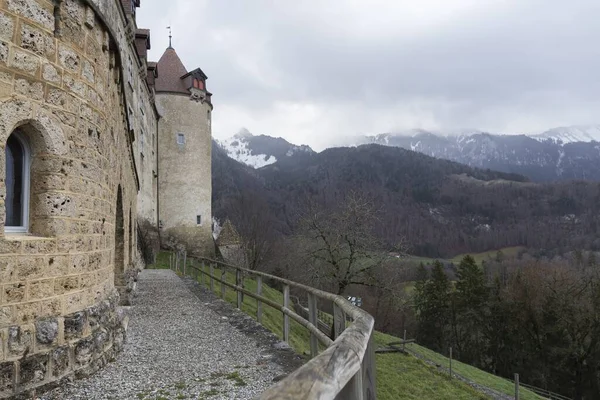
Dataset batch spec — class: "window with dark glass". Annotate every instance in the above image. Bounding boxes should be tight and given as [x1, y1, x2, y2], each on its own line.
[5, 133, 27, 229]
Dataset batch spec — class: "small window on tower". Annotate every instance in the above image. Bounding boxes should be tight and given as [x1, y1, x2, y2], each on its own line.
[196, 215, 201, 225]
[177, 133, 185, 145]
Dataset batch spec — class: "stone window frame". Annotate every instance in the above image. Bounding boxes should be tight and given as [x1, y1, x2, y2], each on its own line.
[4, 130, 31, 234]
[0, 98, 68, 238]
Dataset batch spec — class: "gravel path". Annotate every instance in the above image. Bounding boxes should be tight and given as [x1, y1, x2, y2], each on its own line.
[43, 269, 300, 400]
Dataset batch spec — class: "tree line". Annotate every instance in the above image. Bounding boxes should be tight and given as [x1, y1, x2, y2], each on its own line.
[415, 255, 600, 399]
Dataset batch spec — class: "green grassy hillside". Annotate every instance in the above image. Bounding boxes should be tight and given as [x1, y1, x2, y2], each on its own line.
[150, 252, 539, 399]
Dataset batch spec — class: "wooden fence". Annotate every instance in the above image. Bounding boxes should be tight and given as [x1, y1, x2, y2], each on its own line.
[169, 251, 377, 400]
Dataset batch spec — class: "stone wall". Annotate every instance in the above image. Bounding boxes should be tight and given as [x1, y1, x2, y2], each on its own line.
[0, 0, 154, 397]
[156, 93, 214, 257]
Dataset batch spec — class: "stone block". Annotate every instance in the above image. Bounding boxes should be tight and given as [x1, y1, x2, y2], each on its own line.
[0, 70, 12, 82]
[92, 328, 108, 353]
[82, 59, 94, 83]
[14, 303, 39, 324]
[84, 6, 95, 29]
[7, 326, 33, 358]
[73, 336, 93, 366]
[79, 273, 96, 290]
[54, 276, 78, 295]
[50, 107, 77, 127]
[0, 12, 15, 42]
[21, 238, 56, 254]
[20, 22, 55, 58]
[38, 298, 61, 318]
[58, 45, 79, 73]
[64, 291, 84, 314]
[0, 307, 14, 326]
[14, 77, 44, 101]
[62, 0, 84, 21]
[45, 255, 68, 277]
[63, 311, 86, 340]
[9, 48, 40, 76]
[7, 0, 54, 31]
[0, 361, 15, 393]
[18, 353, 48, 387]
[42, 63, 60, 84]
[28, 278, 54, 301]
[45, 86, 78, 112]
[68, 253, 89, 275]
[35, 317, 58, 345]
[60, 16, 84, 50]
[3, 283, 25, 304]
[113, 326, 124, 352]
[0, 240, 21, 255]
[0, 41, 8, 65]
[63, 74, 86, 98]
[86, 300, 108, 331]
[16, 257, 44, 281]
[50, 345, 69, 378]
[0, 79, 13, 98]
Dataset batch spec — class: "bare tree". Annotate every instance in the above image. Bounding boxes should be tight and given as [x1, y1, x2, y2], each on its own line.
[299, 192, 408, 295]
[228, 191, 275, 271]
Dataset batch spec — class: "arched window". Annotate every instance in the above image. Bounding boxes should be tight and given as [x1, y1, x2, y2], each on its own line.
[5, 131, 30, 233]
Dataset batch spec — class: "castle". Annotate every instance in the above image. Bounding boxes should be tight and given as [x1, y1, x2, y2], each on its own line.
[0, 0, 212, 396]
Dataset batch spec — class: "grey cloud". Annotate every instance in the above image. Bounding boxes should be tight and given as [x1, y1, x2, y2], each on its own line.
[137, 0, 600, 147]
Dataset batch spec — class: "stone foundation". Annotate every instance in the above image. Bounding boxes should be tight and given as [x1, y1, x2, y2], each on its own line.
[0, 291, 126, 399]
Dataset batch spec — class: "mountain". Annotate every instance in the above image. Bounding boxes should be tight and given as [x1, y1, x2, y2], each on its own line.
[216, 128, 315, 169]
[213, 143, 600, 258]
[362, 128, 600, 182]
[532, 125, 600, 143]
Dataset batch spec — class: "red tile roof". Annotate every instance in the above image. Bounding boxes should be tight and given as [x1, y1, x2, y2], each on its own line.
[154, 47, 189, 94]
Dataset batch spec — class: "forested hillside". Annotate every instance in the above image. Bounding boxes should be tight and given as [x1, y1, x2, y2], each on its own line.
[213, 142, 600, 257]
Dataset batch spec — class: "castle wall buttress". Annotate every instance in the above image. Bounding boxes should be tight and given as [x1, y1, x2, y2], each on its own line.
[0, 0, 158, 397]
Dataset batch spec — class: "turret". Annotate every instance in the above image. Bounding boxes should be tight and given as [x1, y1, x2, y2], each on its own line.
[154, 46, 214, 255]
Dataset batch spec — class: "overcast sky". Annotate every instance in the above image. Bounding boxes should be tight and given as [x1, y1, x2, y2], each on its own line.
[137, 0, 600, 150]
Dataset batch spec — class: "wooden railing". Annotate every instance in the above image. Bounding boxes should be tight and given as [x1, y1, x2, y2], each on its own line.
[168, 251, 377, 400]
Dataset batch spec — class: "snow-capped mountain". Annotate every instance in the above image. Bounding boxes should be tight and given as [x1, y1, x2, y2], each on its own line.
[359, 127, 600, 182]
[531, 125, 600, 144]
[217, 128, 315, 169]
[219, 125, 600, 181]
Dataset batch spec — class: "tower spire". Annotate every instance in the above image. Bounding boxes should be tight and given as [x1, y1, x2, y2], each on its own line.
[167, 26, 172, 48]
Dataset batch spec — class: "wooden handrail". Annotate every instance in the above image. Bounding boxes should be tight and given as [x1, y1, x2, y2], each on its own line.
[169, 251, 377, 400]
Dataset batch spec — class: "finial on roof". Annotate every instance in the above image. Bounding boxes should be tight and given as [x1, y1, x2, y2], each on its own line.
[167, 25, 172, 48]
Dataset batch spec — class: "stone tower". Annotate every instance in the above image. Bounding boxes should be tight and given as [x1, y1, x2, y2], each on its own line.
[154, 46, 214, 256]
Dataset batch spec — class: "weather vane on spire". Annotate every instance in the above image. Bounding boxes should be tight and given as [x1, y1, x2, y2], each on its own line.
[167, 25, 172, 48]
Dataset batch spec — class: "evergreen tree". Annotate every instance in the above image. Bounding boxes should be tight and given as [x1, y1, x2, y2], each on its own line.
[415, 260, 451, 352]
[452, 255, 489, 365]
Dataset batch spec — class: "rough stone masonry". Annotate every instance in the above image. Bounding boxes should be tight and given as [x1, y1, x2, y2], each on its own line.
[0, 0, 214, 397]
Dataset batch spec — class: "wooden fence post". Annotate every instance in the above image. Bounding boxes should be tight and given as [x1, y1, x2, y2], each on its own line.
[283, 285, 290, 344]
[183, 251, 187, 276]
[449, 347, 453, 379]
[220, 269, 226, 299]
[307, 293, 319, 357]
[200, 261, 205, 286]
[515, 373, 519, 400]
[236, 269, 242, 309]
[362, 333, 377, 400]
[256, 276, 263, 324]
[403, 329, 407, 352]
[209, 263, 214, 292]
[333, 303, 346, 339]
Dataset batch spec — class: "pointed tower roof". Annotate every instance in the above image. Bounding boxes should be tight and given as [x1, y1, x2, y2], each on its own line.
[154, 47, 189, 94]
